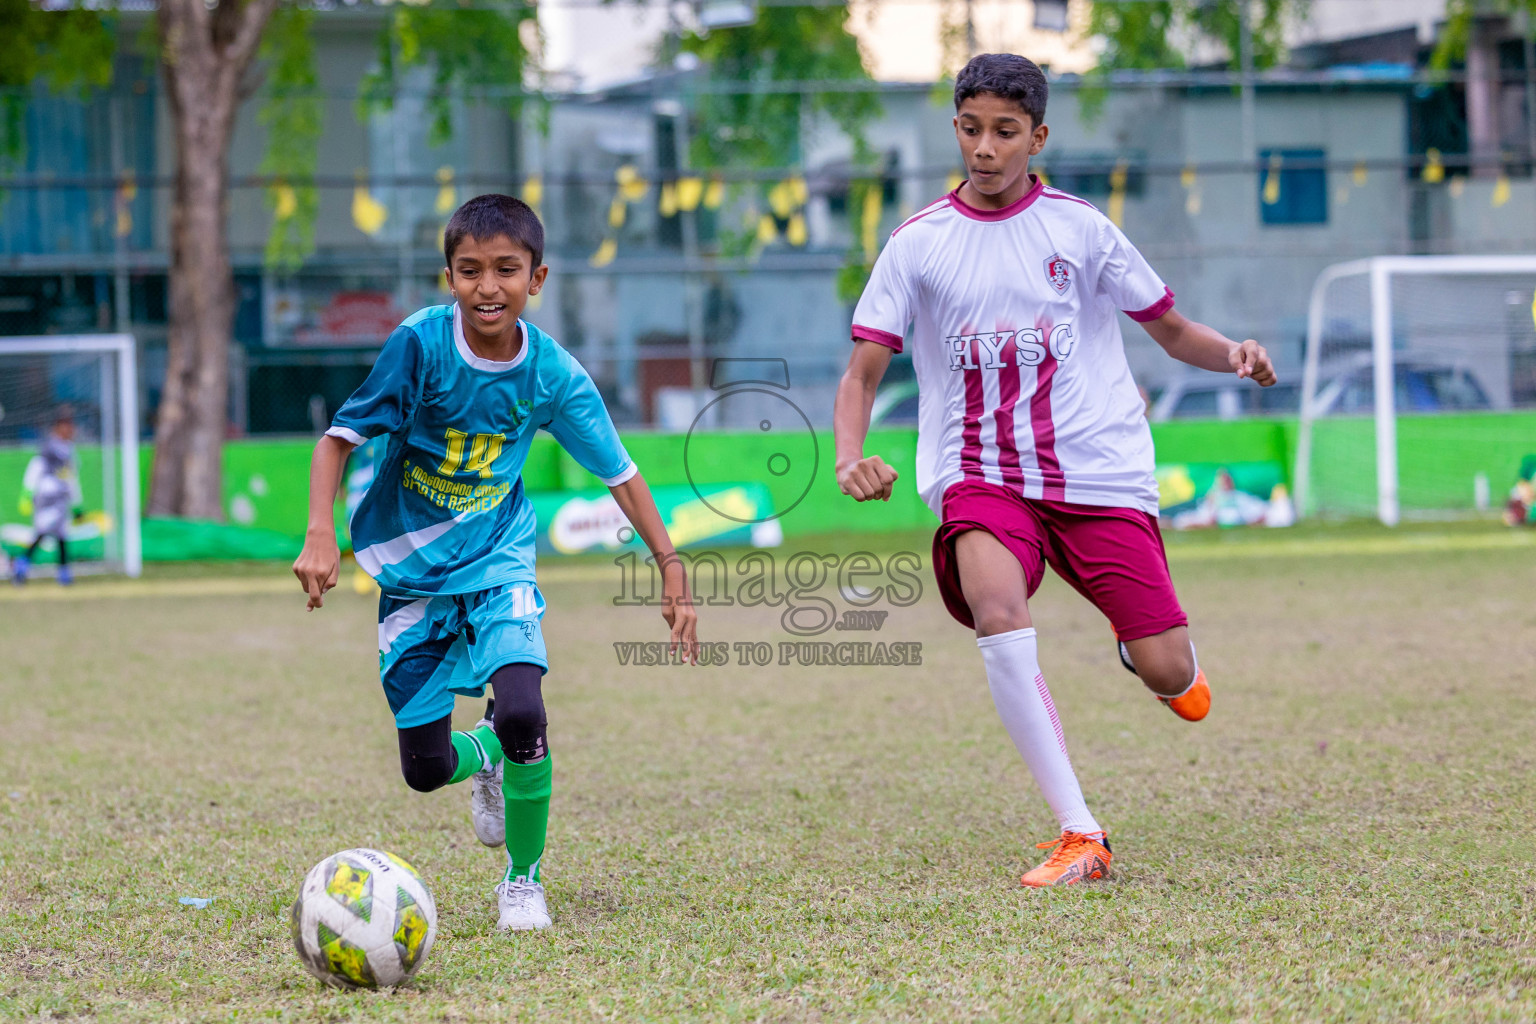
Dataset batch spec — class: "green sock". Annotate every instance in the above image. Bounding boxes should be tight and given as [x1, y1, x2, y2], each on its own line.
[447, 723, 503, 785]
[502, 755, 552, 882]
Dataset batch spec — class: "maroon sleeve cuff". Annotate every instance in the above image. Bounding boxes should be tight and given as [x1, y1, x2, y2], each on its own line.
[852, 325, 904, 352]
[1125, 287, 1175, 323]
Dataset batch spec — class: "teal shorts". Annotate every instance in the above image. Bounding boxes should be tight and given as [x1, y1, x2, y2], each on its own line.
[377, 583, 548, 729]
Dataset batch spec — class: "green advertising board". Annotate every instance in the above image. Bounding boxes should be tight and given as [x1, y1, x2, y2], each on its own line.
[2, 410, 1532, 561]
[527, 482, 779, 556]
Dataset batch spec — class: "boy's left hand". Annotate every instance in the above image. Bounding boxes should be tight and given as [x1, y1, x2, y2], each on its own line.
[659, 557, 699, 665]
[293, 532, 341, 611]
[1230, 339, 1277, 386]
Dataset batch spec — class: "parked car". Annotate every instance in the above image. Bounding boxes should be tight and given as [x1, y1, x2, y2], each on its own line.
[1150, 355, 1490, 421]
[1309, 356, 1491, 415]
[1150, 378, 1301, 421]
[868, 380, 921, 428]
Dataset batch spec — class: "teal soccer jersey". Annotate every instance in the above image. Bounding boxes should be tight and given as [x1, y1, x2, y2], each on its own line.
[327, 304, 635, 597]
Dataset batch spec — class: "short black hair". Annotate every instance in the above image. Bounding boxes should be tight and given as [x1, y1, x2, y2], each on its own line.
[444, 193, 544, 269]
[954, 53, 1048, 128]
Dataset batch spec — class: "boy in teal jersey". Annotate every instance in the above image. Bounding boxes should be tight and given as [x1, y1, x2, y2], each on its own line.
[293, 194, 700, 932]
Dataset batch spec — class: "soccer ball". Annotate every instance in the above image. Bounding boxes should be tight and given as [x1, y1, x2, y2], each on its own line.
[290, 848, 437, 989]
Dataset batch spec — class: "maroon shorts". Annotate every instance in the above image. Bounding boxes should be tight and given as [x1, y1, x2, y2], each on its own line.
[931, 480, 1187, 642]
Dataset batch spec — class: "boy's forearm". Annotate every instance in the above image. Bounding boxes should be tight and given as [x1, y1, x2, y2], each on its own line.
[1159, 318, 1239, 373]
[833, 367, 879, 467]
[306, 434, 353, 537]
[608, 471, 678, 567]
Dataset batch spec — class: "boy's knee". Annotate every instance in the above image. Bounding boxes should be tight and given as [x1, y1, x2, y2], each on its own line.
[491, 663, 547, 763]
[971, 600, 1031, 638]
[1136, 650, 1197, 697]
[400, 754, 454, 793]
[493, 701, 545, 751]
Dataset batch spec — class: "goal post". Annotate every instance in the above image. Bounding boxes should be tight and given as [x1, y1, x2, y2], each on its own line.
[0, 334, 141, 577]
[1295, 255, 1536, 525]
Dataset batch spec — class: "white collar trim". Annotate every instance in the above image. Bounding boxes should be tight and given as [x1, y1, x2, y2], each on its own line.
[453, 305, 528, 372]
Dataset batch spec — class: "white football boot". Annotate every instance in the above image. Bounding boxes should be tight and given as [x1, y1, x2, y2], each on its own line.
[468, 719, 505, 848]
[495, 877, 552, 931]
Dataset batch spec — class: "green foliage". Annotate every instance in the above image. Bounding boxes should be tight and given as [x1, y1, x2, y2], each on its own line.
[0, 0, 115, 169]
[682, 5, 878, 171]
[1081, 0, 1304, 121]
[1432, 1, 1536, 72]
[835, 176, 880, 304]
[359, 0, 537, 147]
[681, 2, 880, 272]
[1087, 0, 1185, 71]
[258, 5, 321, 274]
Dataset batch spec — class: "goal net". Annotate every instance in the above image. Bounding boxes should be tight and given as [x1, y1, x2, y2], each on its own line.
[0, 335, 141, 577]
[1294, 256, 1536, 524]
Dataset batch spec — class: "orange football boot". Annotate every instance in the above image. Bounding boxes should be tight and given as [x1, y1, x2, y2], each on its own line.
[1020, 830, 1112, 888]
[1157, 669, 1211, 722]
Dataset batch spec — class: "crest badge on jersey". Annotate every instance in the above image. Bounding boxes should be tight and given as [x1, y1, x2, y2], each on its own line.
[1043, 253, 1072, 295]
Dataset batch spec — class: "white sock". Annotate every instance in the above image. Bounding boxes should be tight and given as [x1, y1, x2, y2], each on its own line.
[977, 627, 1101, 835]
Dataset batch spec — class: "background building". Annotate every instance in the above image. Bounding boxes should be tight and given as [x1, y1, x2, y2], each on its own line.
[3, 0, 1534, 437]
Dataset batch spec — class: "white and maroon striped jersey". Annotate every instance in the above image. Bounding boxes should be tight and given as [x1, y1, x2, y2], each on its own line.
[851, 177, 1174, 517]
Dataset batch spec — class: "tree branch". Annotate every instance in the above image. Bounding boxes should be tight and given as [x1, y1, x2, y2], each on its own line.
[177, 0, 212, 54]
[225, 0, 282, 71]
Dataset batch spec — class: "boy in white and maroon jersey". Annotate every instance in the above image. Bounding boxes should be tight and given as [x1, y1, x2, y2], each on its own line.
[834, 53, 1277, 888]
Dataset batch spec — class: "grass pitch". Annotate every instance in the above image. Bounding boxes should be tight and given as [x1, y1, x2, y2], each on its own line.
[2, 525, 1535, 1022]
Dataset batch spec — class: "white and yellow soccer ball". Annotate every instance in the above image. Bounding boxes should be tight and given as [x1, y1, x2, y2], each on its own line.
[290, 848, 437, 989]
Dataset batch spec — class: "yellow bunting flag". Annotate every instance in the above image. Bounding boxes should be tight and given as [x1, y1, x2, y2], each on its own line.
[274, 184, 298, 222]
[1493, 174, 1511, 207]
[617, 164, 648, 202]
[946, 170, 965, 193]
[1352, 161, 1368, 186]
[1262, 154, 1282, 206]
[1035, 167, 1050, 187]
[786, 213, 807, 247]
[352, 182, 388, 236]
[756, 214, 779, 244]
[438, 270, 450, 294]
[1180, 164, 1197, 190]
[1423, 148, 1444, 184]
[115, 173, 137, 238]
[659, 182, 678, 218]
[677, 177, 704, 212]
[589, 238, 617, 268]
[434, 166, 456, 215]
[704, 176, 725, 210]
[787, 175, 808, 207]
[1108, 160, 1129, 226]
[522, 175, 543, 211]
[861, 185, 883, 261]
[608, 196, 627, 229]
[1180, 164, 1199, 217]
[1107, 192, 1126, 226]
[768, 179, 795, 219]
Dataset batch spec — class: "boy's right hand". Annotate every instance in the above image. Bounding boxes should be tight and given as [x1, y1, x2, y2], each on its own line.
[837, 455, 898, 502]
[293, 532, 341, 611]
